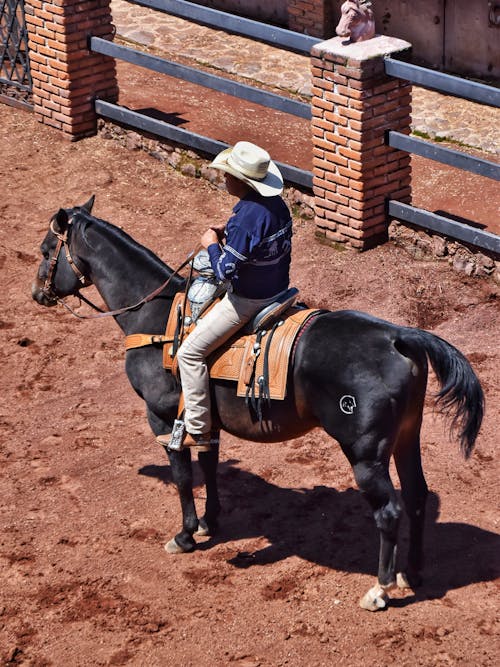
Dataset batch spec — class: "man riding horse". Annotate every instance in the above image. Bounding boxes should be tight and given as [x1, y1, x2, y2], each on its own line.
[174, 141, 293, 450]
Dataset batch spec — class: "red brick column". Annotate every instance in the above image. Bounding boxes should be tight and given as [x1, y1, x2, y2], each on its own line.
[25, 0, 118, 139]
[311, 35, 412, 250]
[288, 0, 333, 38]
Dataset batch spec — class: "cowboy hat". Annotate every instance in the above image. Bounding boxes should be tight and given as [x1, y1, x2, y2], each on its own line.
[210, 141, 283, 197]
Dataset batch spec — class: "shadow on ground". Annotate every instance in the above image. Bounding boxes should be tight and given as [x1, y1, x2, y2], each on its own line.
[139, 459, 499, 603]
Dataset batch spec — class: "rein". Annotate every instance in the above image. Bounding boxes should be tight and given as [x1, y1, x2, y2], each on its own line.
[44, 216, 199, 320]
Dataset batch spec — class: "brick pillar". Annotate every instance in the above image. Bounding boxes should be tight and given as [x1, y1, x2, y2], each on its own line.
[288, 1, 334, 38]
[311, 35, 412, 250]
[25, 0, 118, 139]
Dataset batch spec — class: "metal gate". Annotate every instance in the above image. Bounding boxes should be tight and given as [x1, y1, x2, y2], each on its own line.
[0, 0, 32, 108]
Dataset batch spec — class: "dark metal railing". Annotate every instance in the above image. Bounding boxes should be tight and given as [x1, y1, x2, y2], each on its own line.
[128, 0, 318, 54]
[91, 29, 313, 189]
[388, 202, 500, 255]
[384, 56, 500, 253]
[91, 37, 311, 119]
[94, 3, 499, 251]
[0, 0, 32, 107]
[387, 131, 500, 181]
[95, 99, 313, 189]
[384, 57, 500, 107]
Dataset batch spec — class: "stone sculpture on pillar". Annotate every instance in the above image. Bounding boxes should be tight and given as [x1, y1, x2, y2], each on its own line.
[335, 0, 376, 43]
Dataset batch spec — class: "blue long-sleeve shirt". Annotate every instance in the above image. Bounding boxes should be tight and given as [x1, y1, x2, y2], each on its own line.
[207, 191, 292, 299]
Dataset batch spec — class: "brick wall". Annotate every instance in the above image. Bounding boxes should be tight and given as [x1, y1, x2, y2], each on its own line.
[311, 35, 412, 250]
[25, 0, 118, 139]
[288, 0, 334, 38]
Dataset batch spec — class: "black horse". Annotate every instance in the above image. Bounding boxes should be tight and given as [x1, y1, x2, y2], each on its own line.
[32, 197, 484, 611]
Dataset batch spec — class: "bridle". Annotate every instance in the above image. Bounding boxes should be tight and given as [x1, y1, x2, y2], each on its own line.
[42, 216, 106, 315]
[44, 217, 89, 291]
[42, 215, 199, 320]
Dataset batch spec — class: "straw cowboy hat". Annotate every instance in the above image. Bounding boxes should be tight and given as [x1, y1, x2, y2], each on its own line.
[210, 141, 284, 197]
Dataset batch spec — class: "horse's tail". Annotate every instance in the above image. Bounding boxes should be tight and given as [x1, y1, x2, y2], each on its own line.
[397, 329, 484, 459]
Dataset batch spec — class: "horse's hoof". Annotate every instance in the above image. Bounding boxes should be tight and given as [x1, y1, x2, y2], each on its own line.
[195, 524, 210, 537]
[396, 571, 411, 589]
[165, 538, 188, 554]
[359, 584, 391, 611]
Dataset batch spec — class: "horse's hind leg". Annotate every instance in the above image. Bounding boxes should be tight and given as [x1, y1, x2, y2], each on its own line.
[351, 455, 402, 611]
[393, 430, 428, 587]
[196, 434, 221, 536]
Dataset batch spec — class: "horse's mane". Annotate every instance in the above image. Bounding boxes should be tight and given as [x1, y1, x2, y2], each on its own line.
[72, 208, 184, 287]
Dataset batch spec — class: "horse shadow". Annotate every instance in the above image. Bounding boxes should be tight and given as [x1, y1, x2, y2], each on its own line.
[139, 458, 499, 602]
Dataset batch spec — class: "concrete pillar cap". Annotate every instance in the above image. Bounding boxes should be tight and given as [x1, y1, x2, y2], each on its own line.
[312, 35, 412, 61]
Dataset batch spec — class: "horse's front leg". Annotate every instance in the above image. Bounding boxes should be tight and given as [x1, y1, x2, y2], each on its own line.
[352, 459, 402, 611]
[196, 434, 221, 537]
[164, 447, 199, 553]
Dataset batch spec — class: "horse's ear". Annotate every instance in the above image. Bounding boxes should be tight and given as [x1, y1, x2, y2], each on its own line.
[52, 208, 69, 234]
[81, 195, 95, 214]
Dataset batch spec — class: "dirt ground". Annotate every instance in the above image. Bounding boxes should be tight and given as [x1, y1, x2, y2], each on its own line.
[1, 104, 499, 666]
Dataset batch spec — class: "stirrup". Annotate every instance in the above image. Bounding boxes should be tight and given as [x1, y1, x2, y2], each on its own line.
[156, 420, 212, 452]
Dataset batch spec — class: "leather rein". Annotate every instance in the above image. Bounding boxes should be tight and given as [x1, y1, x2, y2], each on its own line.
[43, 216, 197, 320]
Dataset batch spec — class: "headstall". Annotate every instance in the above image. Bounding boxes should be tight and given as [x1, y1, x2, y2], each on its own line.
[43, 217, 91, 300]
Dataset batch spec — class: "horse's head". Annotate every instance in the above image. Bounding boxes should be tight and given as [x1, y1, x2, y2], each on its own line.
[336, 0, 375, 43]
[32, 195, 95, 307]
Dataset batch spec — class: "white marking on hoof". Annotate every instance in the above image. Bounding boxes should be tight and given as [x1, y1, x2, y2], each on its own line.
[359, 581, 395, 612]
[164, 538, 187, 554]
[396, 571, 411, 589]
[195, 525, 210, 537]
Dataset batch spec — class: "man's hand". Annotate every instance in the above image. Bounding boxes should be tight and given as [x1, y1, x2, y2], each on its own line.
[201, 226, 225, 248]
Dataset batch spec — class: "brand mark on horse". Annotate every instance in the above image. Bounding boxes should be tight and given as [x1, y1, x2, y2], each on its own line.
[340, 394, 357, 414]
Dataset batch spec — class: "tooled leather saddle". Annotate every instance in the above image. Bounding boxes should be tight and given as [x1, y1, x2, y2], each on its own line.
[125, 288, 320, 405]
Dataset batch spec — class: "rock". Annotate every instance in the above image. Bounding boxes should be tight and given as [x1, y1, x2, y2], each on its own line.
[168, 152, 182, 169]
[180, 163, 197, 178]
[474, 253, 495, 277]
[452, 254, 475, 275]
[431, 235, 448, 257]
[41, 435, 63, 446]
[125, 132, 143, 150]
[493, 261, 500, 285]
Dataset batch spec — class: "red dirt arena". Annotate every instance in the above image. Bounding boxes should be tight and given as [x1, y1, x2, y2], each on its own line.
[1, 105, 499, 666]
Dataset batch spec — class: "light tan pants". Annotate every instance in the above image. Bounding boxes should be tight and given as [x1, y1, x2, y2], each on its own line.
[177, 291, 277, 434]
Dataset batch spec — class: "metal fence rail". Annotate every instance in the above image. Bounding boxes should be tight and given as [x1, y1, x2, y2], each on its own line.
[91, 37, 311, 119]
[388, 131, 500, 181]
[388, 201, 500, 255]
[384, 56, 499, 253]
[91, 28, 313, 190]
[95, 99, 313, 189]
[384, 56, 500, 107]
[128, 0, 318, 54]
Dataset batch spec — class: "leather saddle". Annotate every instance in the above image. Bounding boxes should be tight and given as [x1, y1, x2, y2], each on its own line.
[125, 288, 320, 402]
